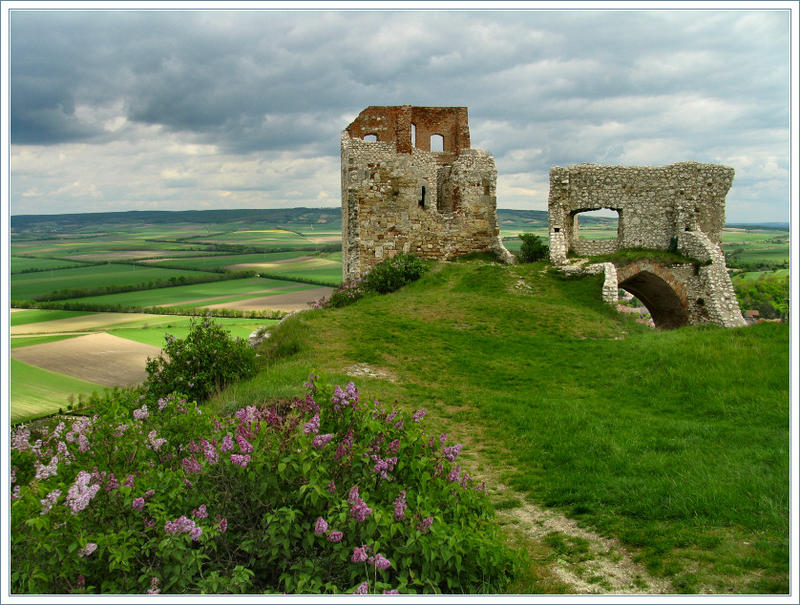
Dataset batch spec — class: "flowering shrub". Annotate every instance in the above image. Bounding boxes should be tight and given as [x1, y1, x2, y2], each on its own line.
[10, 376, 518, 594]
[144, 316, 257, 402]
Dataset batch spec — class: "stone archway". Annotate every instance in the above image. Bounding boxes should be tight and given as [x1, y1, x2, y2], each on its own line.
[617, 262, 690, 330]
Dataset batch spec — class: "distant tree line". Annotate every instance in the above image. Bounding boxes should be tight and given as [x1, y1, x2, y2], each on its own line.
[733, 273, 789, 320]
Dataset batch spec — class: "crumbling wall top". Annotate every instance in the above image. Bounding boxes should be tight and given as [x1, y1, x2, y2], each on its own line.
[344, 105, 471, 163]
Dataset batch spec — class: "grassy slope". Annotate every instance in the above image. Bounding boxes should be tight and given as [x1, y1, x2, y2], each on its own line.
[209, 260, 789, 594]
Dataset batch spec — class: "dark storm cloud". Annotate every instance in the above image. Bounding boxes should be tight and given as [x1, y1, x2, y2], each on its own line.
[8, 7, 791, 220]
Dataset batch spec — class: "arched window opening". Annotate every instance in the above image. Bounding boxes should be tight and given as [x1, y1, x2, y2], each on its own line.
[430, 134, 444, 152]
[411, 123, 416, 147]
[363, 134, 378, 142]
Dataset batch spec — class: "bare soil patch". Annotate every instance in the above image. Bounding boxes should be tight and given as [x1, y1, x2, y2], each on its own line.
[11, 313, 161, 336]
[202, 287, 334, 312]
[11, 332, 161, 387]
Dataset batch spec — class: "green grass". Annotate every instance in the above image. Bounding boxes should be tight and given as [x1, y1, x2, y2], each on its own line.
[11, 264, 216, 301]
[10, 256, 87, 273]
[61, 277, 314, 308]
[109, 318, 278, 347]
[10, 359, 106, 423]
[208, 260, 789, 593]
[10, 309, 93, 326]
[733, 270, 790, 282]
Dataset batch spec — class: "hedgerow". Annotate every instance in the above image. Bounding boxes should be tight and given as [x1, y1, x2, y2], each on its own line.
[10, 376, 519, 594]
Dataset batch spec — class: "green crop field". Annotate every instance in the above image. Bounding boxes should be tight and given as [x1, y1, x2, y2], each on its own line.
[10, 359, 106, 422]
[10, 334, 81, 349]
[10, 257, 87, 273]
[11, 309, 93, 326]
[147, 251, 308, 270]
[110, 319, 278, 348]
[11, 264, 217, 301]
[61, 277, 315, 308]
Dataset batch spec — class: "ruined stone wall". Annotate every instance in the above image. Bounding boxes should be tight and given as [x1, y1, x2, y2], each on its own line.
[548, 161, 745, 328]
[342, 106, 512, 280]
[548, 162, 733, 264]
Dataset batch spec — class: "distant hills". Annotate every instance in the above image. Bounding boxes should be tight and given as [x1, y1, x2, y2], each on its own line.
[10, 207, 786, 233]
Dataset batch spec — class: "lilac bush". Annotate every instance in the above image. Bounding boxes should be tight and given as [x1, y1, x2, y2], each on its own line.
[10, 376, 518, 594]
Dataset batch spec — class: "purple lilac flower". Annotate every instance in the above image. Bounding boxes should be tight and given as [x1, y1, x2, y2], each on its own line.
[220, 434, 234, 452]
[446, 465, 461, 483]
[52, 421, 65, 439]
[392, 491, 407, 521]
[372, 554, 391, 570]
[132, 497, 145, 511]
[11, 427, 31, 451]
[230, 454, 251, 468]
[158, 396, 169, 412]
[11, 485, 21, 500]
[418, 517, 434, 533]
[312, 434, 333, 449]
[347, 485, 360, 505]
[234, 405, 259, 425]
[193, 504, 208, 519]
[40, 489, 62, 515]
[133, 404, 149, 421]
[77, 434, 91, 453]
[164, 515, 196, 536]
[387, 439, 400, 454]
[350, 500, 372, 523]
[385, 409, 398, 423]
[393, 420, 404, 431]
[477, 481, 488, 496]
[147, 577, 160, 595]
[144, 518, 155, 528]
[236, 434, 253, 454]
[314, 517, 328, 534]
[371, 455, 398, 480]
[123, 474, 135, 488]
[354, 581, 369, 595]
[459, 471, 472, 488]
[202, 440, 218, 464]
[443, 443, 462, 462]
[383, 589, 399, 594]
[35, 456, 59, 480]
[189, 526, 203, 541]
[304, 413, 320, 435]
[331, 385, 346, 409]
[183, 457, 202, 474]
[351, 546, 369, 563]
[65, 471, 100, 515]
[440, 433, 447, 445]
[144, 489, 155, 499]
[78, 543, 98, 558]
[218, 518, 228, 533]
[328, 530, 343, 543]
[147, 430, 167, 452]
[327, 480, 336, 494]
[412, 409, 426, 423]
[105, 473, 119, 492]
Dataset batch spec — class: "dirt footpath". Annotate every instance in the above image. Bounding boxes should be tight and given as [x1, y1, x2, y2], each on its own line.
[11, 332, 161, 387]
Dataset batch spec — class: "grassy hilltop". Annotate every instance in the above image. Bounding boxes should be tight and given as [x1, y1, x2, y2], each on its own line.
[209, 258, 789, 593]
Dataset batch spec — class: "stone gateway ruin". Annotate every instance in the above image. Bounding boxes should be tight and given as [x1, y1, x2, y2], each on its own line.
[547, 162, 746, 328]
[340, 105, 745, 329]
[340, 105, 513, 281]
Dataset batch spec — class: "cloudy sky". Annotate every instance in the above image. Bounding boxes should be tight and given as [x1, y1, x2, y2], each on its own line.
[5, 4, 794, 222]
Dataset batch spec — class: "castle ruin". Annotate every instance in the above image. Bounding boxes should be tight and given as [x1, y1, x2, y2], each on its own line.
[547, 162, 746, 328]
[340, 105, 513, 281]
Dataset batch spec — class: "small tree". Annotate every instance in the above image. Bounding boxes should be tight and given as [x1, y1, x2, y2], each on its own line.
[517, 233, 549, 263]
[145, 316, 257, 402]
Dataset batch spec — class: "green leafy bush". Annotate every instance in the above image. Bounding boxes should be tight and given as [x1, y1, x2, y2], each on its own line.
[10, 377, 519, 594]
[362, 254, 428, 294]
[312, 255, 428, 309]
[144, 317, 257, 403]
[516, 234, 548, 263]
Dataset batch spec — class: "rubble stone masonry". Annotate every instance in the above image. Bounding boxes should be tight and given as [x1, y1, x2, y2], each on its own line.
[341, 105, 513, 281]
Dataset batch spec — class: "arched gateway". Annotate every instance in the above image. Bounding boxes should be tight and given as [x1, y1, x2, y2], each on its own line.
[548, 162, 746, 329]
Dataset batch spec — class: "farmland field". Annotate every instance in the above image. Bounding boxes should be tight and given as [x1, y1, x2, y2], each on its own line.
[11, 263, 217, 301]
[10, 256, 86, 273]
[61, 277, 322, 309]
